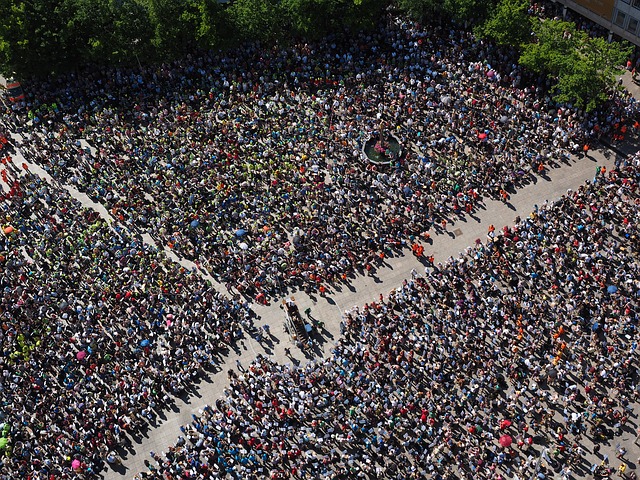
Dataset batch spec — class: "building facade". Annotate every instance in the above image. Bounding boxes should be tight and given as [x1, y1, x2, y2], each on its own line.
[556, 0, 640, 45]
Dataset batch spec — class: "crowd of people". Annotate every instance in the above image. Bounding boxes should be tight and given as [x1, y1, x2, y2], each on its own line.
[2, 14, 638, 304]
[137, 158, 640, 480]
[0, 159, 253, 479]
[0, 7, 638, 480]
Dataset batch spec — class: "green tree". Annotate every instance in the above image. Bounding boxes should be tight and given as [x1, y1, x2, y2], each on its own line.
[444, 0, 492, 26]
[171, 0, 223, 50]
[396, 0, 492, 25]
[0, 0, 76, 77]
[281, 0, 330, 36]
[278, 0, 384, 38]
[475, 0, 531, 47]
[227, 0, 285, 42]
[110, 0, 155, 64]
[0, 0, 29, 76]
[342, 0, 387, 30]
[0, 0, 155, 75]
[520, 20, 580, 74]
[62, 0, 120, 64]
[146, 0, 221, 54]
[396, 0, 443, 23]
[520, 19, 631, 111]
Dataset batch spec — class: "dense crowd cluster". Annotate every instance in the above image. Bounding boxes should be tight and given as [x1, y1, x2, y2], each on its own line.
[137, 159, 640, 480]
[3, 16, 637, 304]
[0, 162, 252, 479]
[0, 10, 639, 480]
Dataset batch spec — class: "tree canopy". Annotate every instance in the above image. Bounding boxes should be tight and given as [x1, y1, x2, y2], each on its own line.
[474, 0, 531, 47]
[520, 20, 631, 111]
[0, 0, 391, 77]
[0, 0, 75, 76]
[0, 0, 633, 115]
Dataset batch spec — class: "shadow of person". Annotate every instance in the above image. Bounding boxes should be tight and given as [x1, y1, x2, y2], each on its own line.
[109, 462, 128, 475]
[116, 443, 133, 459]
[311, 342, 323, 356]
[416, 256, 433, 268]
[130, 431, 145, 444]
[322, 328, 334, 340]
[313, 333, 327, 346]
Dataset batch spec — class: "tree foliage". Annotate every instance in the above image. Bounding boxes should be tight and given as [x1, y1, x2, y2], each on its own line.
[520, 20, 631, 111]
[146, 0, 222, 53]
[395, 0, 442, 23]
[475, 0, 531, 47]
[0, 0, 225, 76]
[227, 0, 285, 42]
[57, 0, 153, 65]
[341, 0, 387, 31]
[0, 0, 76, 76]
[444, 0, 490, 25]
[396, 0, 491, 25]
[227, 0, 385, 42]
[0, 0, 632, 112]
